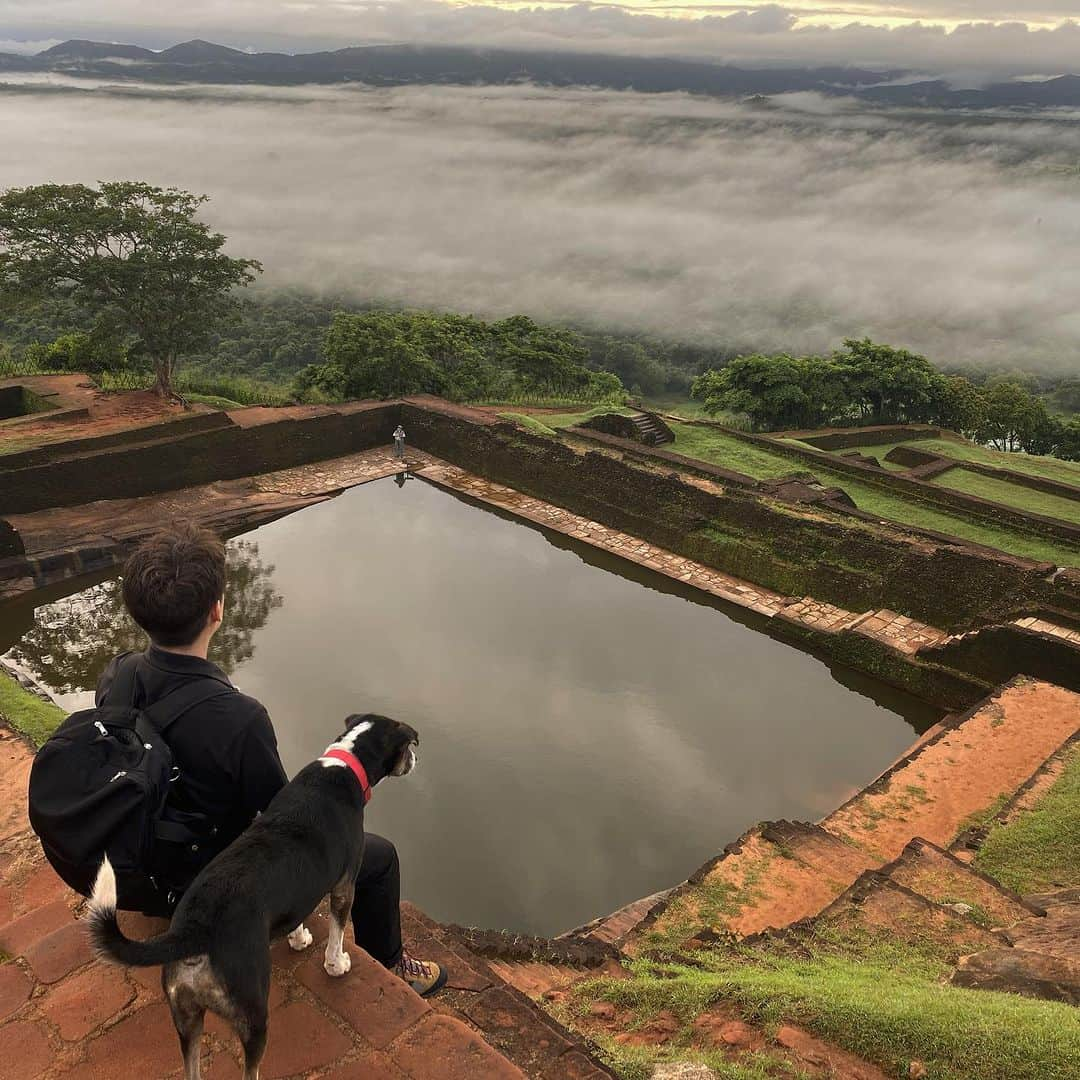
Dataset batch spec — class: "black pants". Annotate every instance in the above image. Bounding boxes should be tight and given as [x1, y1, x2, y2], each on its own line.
[351, 832, 402, 968]
[150, 832, 403, 968]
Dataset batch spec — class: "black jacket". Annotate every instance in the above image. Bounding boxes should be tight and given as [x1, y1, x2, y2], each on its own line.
[97, 646, 288, 868]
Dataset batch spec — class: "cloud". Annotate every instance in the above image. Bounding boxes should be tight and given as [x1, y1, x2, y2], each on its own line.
[1, 3, 1080, 79]
[1, 77, 1079, 373]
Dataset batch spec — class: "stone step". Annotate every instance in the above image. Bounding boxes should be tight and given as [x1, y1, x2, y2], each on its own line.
[951, 948, 1080, 1006]
[485, 959, 599, 1000]
[786, 871, 1002, 960]
[568, 889, 672, 947]
[629, 412, 675, 446]
[1004, 900, 1080, 962]
[397, 904, 617, 1078]
[625, 821, 883, 951]
[883, 837, 1042, 929]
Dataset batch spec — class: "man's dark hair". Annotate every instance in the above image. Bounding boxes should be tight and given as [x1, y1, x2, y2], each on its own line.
[122, 523, 226, 647]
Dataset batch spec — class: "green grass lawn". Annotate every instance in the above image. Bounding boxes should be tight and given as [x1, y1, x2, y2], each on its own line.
[183, 392, 243, 410]
[804, 436, 1080, 488]
[932, 468, 1080, 526]
[668, 423, 1080, 566]
[669, 423, 808, 481]
[538, 405, 636, 429]
[826, 475, 1080, 566]
[974, 743, 1080, 895]
[573, 922, 1080, 1080]
[639, 395, 715, 421]
[0, 673, 64, 746]
[497, 412, 558, 437]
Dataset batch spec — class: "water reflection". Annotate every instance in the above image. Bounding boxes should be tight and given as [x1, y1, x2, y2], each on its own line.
[5, 540, 282, 697]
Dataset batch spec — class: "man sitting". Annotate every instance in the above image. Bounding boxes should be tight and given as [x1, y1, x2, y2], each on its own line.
[96, 522, 446, 996]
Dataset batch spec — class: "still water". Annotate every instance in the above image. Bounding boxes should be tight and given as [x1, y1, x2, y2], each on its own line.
[1, 476, 940, 935]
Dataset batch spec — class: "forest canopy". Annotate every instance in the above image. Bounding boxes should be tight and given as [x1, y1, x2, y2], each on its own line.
[691, 340, 1080, 461]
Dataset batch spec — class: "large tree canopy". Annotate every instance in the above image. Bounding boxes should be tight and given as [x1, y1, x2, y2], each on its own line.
[299, 309, 625, 403]
[0, 181, 260, 396]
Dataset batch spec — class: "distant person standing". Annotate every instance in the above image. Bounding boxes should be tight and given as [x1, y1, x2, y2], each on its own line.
[393, 424, 406, 460]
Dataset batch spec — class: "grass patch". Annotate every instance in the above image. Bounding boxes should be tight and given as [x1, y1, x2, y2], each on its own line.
[669, 423, 803, 481]
[668, 423, 1080, 565]
[175, 373, 294, 407]
[574, 930, 1080, 1080]
[815, 437, 1080, 488]
[931, 468, 1080, 525]
[497, 412, 558, 437]
[814, 473, 1080, 566]
[974, 744, 1080, 895]
[184, 392, 244, 410]
[0, 673, 64, 746]
[541, 405, 636, 429]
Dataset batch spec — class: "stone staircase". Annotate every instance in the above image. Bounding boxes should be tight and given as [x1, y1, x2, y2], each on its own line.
[396, 906, 620, 1077]
[751, 836, 1080, 1006]
[627, 412, 675, 447]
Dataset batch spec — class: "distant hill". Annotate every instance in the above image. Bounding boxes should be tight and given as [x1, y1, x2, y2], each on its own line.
[1, 37, 1078, 107]
[37, 39, 156, 61]
[155, 39, 250, 64]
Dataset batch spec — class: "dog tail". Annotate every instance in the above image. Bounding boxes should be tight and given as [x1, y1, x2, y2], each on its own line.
[85, 857, 204, 967]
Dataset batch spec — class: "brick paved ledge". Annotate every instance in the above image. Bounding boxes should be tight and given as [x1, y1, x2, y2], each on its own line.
[0, 724, 611, 1079]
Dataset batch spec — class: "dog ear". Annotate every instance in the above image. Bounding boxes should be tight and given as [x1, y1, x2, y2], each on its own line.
[388, 722, 419, 777]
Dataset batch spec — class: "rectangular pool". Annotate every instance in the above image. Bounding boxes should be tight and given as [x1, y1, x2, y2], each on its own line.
[1, 476, 939, 935]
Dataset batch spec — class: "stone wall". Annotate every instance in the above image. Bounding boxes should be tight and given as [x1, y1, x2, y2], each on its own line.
[919, 626, 1080, 694]
[957, 460, 1080, 503]
[792, 425, 941, 450]
[403, 404, 1079, 632]
[883, 446, 943, 470]
[0, 410, 234, 471]
[0, 403, 398, 514]
[0, 385, 54, 420]
[580, 412, 642, 442]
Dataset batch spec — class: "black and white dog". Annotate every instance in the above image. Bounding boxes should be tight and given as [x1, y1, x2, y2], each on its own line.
[85, 714, 419, 1080]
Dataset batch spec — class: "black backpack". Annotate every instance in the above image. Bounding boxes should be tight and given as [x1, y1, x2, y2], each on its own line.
[28, 653, 235, 912]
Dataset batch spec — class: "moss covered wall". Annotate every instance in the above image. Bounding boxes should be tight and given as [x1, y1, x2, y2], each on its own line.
[403, 405, 1080, 633]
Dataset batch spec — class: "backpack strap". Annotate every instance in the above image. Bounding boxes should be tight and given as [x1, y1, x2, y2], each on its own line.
[105, 652, 143, 710]
[142, 676, 237, 734]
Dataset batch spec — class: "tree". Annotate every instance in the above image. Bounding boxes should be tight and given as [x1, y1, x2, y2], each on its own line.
[977, 381, 1047, 452]
[834, 338, 940, 424]
[692, 353, 847, 431]
[931, 375, 986, 439]
[322, 312, 445, 398]
[1055, 417, 1080, 462]
[0, 181, 260, 396]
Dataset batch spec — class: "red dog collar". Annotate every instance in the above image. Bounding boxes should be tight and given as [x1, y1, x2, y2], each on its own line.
[324, 748, 372, 804]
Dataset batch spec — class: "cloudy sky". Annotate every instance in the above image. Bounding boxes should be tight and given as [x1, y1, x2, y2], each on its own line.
[2, 3, 1079, 79]
[4, 77, 1079, 373]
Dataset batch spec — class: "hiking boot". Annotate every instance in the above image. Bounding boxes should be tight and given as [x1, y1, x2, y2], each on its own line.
[395, 949, 448, 997]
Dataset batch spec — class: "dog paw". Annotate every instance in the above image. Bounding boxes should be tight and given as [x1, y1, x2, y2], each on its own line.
[288, 925, 313, 951]
[324, 950, 352, 977]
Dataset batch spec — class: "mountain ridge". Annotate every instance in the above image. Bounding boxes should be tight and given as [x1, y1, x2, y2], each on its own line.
[2, 37, 1077, 107]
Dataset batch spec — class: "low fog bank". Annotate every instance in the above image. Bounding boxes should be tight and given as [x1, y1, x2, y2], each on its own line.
[2, 79, 1079, 373]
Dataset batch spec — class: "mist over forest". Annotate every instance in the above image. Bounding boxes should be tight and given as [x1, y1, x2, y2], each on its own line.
[3, 75, 1080, 375]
